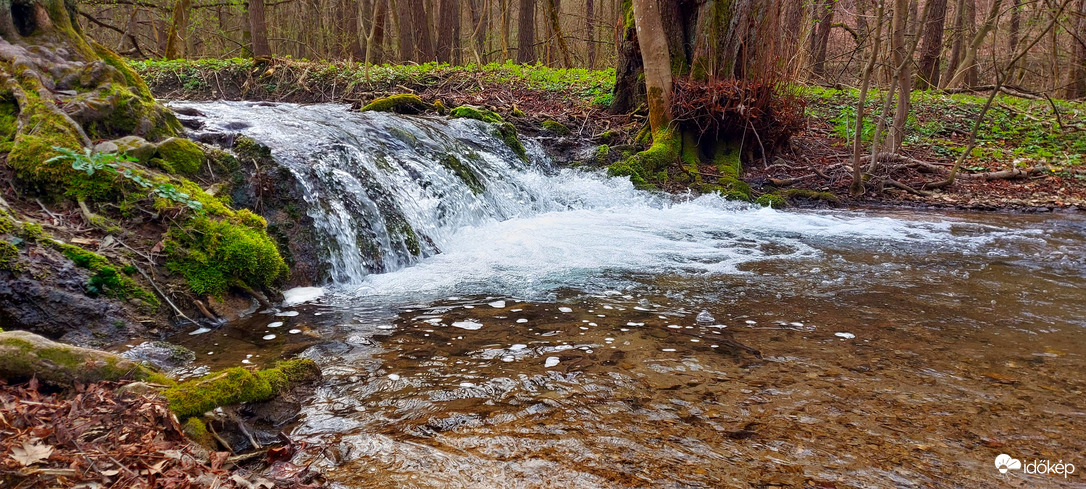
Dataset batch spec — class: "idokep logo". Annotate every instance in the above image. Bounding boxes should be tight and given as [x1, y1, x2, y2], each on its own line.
[995, 454, 1022, 474]
[995, 454, 1077, 479]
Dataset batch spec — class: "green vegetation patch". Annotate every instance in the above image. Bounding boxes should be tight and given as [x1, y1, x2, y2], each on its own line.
[55, 242, 159, 308]
[361, 94, 429, 113]
[155, 137, 205, 175]
[164, 211, 287, 298]
[542, 120, 571, 135]
[450, 106, 503, 123]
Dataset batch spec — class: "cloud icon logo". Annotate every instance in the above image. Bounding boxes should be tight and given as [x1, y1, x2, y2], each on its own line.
[996, 454, 1022, 474]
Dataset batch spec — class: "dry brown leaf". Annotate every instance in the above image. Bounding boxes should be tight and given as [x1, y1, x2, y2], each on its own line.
[10, 440, 54, 466]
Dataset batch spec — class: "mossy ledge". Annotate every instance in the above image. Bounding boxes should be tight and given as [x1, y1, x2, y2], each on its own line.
[162, 359, 321, 418]
[361, 94, 430, 114]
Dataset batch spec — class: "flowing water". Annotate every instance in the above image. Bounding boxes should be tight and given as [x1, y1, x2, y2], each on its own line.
[166, 103, 1085, 488]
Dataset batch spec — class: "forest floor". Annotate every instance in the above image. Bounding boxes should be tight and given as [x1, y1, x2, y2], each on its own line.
[132, 59, 1086, 212]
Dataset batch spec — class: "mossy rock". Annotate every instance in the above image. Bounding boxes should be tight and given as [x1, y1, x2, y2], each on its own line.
[780, 188, 841, 204]
[440, 153, 485, 194]
[450, 105, 503, 123]
[496, 123, 528, 161]
[94, 135, 157, 163]
[155, 137, 205, 175]
[0, 331, 154, 386]
[542, 120, 571, 136]
[55, 241, 159, 309]
[164, 214, 288, 297]
[361, 94, 430, 114]
[162, 359, 320, 418]
[755, 194, 786, 208]
[0, 240, 21, 272]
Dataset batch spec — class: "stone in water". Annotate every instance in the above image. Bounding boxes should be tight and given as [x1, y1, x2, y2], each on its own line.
[696, 310, 715, 323]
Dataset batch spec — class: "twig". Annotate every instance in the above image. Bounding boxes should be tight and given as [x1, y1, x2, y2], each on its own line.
[127, 259, 201, 327]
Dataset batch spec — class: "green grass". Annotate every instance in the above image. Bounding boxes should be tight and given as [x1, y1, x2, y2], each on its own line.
[131, 59, 617, 105]
[802, 86, 1086, 170]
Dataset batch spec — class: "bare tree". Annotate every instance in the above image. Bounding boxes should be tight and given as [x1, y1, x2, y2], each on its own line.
[436, 0, 462, 63]
[916, 0, 947, 89]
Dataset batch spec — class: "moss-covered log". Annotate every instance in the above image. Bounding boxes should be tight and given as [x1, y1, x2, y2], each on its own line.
[162, 359, 320, 418]
[0, 330, 155, 386]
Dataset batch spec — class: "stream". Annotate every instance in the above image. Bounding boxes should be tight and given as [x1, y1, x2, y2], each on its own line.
[164, 102, 1084, 488]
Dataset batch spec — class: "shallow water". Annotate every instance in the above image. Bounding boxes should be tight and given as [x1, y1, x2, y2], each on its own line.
[164, 104, 1085, 488]
[171, 207, 1086, 489]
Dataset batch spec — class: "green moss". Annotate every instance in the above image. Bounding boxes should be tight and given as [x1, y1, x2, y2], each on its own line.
[233, 136, 272, 162]
[496, 123, 528, 161]
[163, 359, 318, 418]
[433, 99, 448, 115]
[542, 120, 571, 135]
[0, 93, 17, 144]
[0, 241, 21, 272]
[613, 132, 680, 187]
[155, 138, 204, 175]
[780, 188, 841, 204]
[385, 215, 422, 256]
[440, 154, 485, 194]
[55, 242, 159, 308]
[164, 215, 287, 297]
[361, 94, 429, 113]
[755, 194, 786, 208]
[182, 417, 215, 448]
[450, 105, 504, 123]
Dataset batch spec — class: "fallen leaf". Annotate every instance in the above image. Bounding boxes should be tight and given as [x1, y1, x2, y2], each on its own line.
[10, 440, 54, 466]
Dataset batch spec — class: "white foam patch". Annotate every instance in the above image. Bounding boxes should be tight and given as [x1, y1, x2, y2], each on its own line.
[544, 357, 560, 368]
[488, 300, 507, 308]
[275, 311, 300, 317]
[282, 286, 325, 306]
[452, 320, 483, 330]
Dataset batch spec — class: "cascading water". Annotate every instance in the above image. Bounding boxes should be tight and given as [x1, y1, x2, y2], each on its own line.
[171, 101, 1066, 301]
[174, 101, 557, 283]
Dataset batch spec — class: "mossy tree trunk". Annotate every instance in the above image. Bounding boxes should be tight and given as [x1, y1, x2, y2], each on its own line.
[0, 0, 180, 188]
[614, 0, 784, 195]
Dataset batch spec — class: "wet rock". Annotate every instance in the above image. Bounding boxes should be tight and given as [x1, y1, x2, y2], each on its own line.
[121, 341, 196, 371]
[207, 294, 260, 322]
[94, 135, 156, 162]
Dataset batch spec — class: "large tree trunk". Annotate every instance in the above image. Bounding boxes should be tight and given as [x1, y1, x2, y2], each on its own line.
[516, 0, 536, 62]
[1066, 0, 1086, 98]
[916, 0, 947, 89]
[249, 0, 271, 57]
[0, 0, 180, 185]
[436, 0, 461, 63]
[888, 0, 911, 152]
[468, 0, 490, 63]
[631, 0, 673, 138]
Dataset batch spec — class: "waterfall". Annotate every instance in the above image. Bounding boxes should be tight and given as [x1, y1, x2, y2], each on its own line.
[174, 101, 560, 283]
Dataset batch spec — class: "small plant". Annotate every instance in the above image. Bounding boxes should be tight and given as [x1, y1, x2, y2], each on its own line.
[45, 147, 204, 211]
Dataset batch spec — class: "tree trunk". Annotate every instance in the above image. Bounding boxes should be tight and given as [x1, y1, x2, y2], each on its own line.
[887, 0, 910, 151]
[1067, 0, 1086, 98]
[611, 0, 643, 113]
[395, 0, 414, 61]
[916, 0, 947, 89]
[436, 0, 461, 63]
[946, 0, 1001, 88]
[164, 0, 191, 59]
[249, 0, 271, 57]
[1008, 0, 1021, 53]
[631, 0, 673, 138]
[500, 0, 511, 59]
[810, 0, 835, 79]
[468, 0, 490, 63]
[365, 0, 388, 64]
[413, 0, 436, 61]
[343, 0, 365, 60]
[517, 0, 536, 62]
[944, 0, 967, 87]
[543, 0, 572, 67]
[586, 0, 596, 68]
